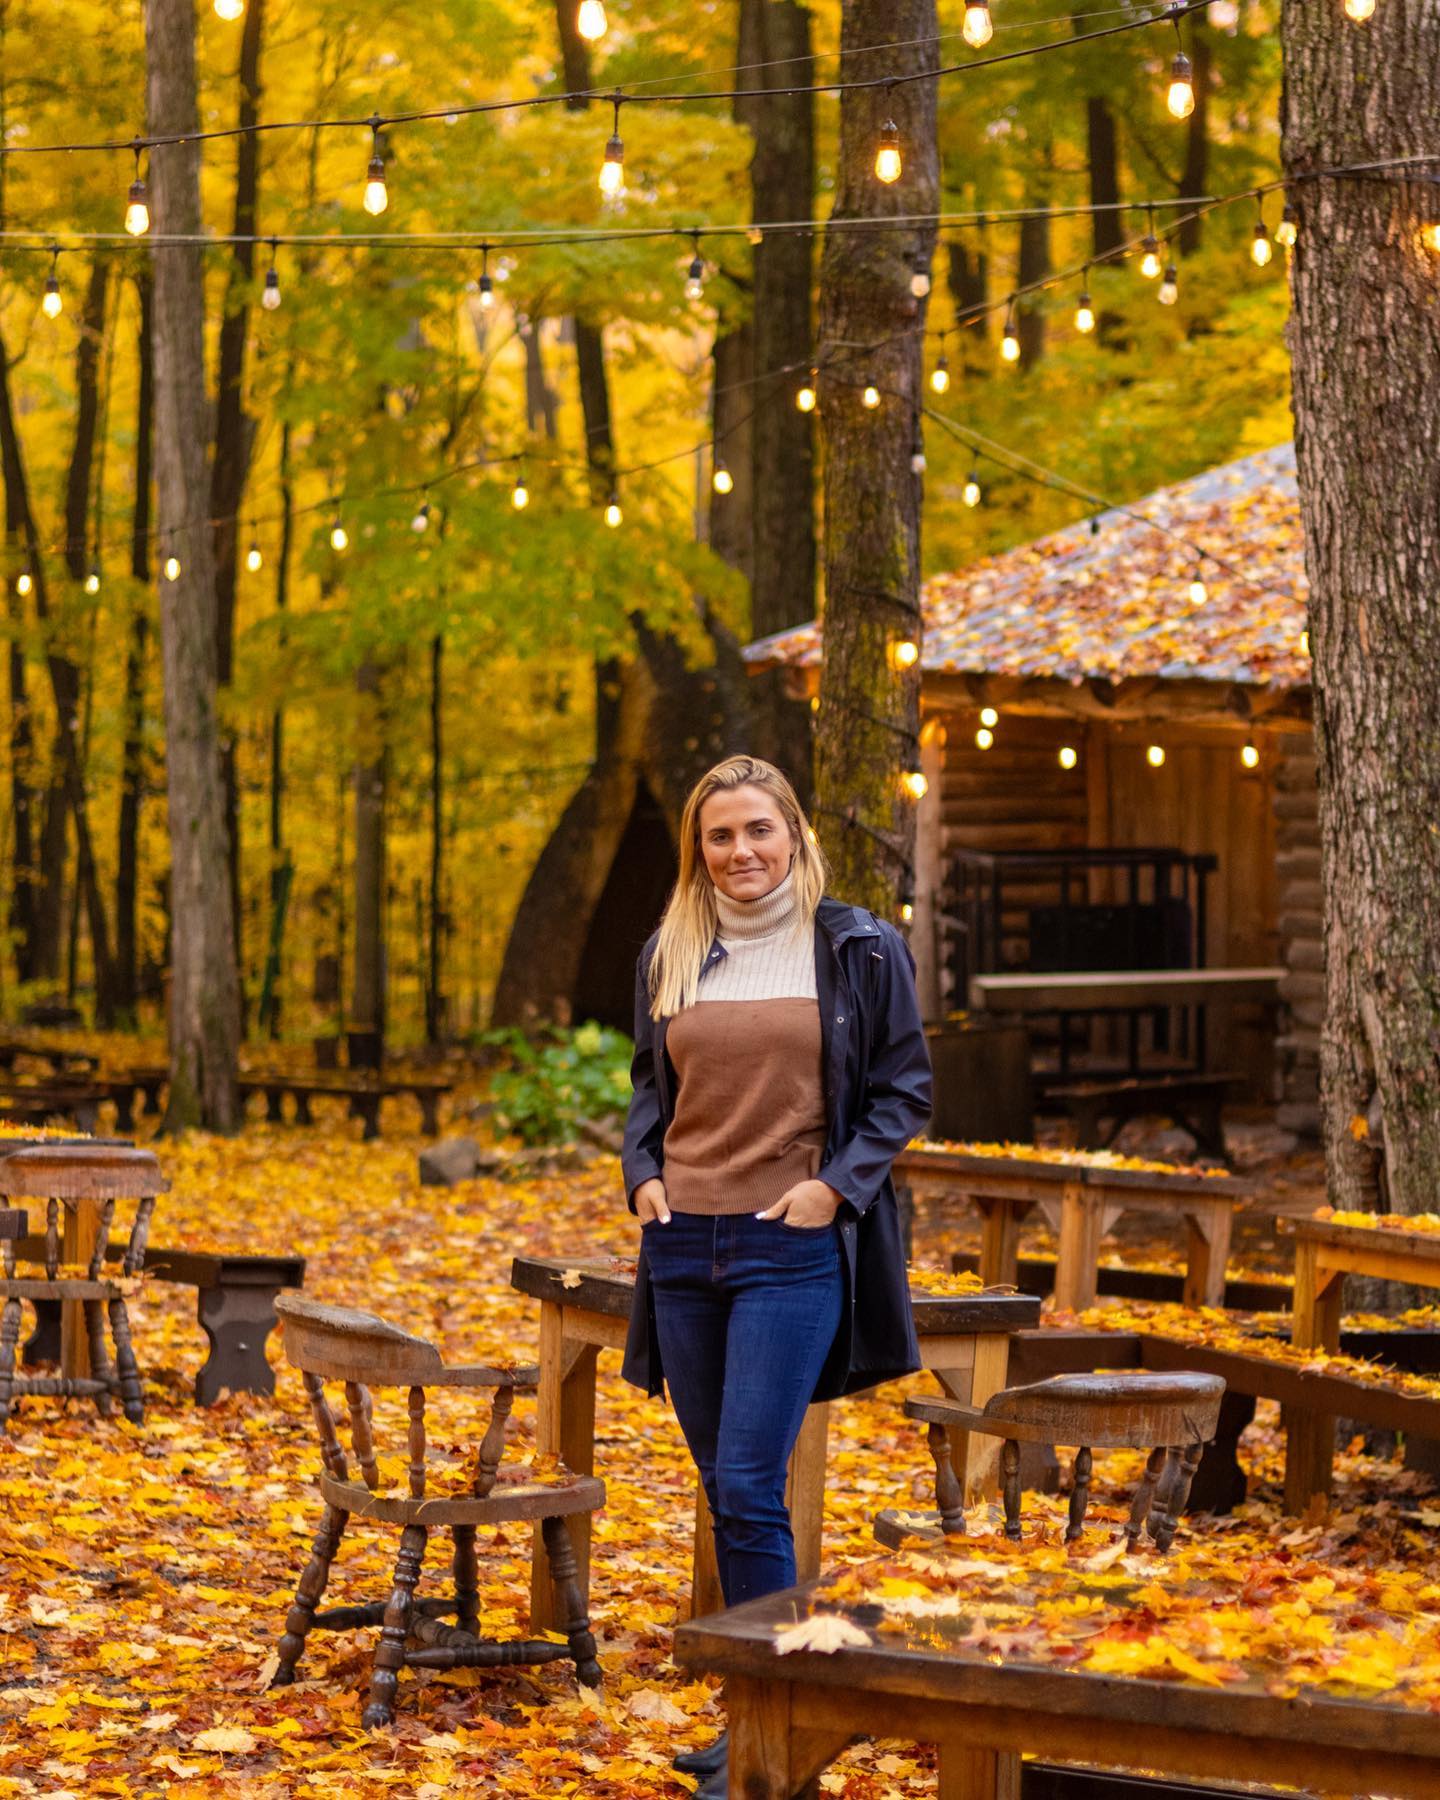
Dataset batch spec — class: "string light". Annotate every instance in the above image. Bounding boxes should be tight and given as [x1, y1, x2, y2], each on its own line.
[900, 762, 929, 801]
[980, 706, 998, 729]
[41, 249, 62, 320]
[1344, 0, 1375, 18]
[245, 538, 263, 572]
[577, 0, 607, 40]
[963, 469, 982, 508]
[1158, 262, 1179, 306]
[1241, 742, 1260, 769]
[599, 97, 625, 200]
[1276, 202, 1299, 248]
[362, 121, 388, 216]
[262, 239, 281, 310]
[1075, 274, 1095, 335]
[1059, 746, 1078, 770]
[1140, 209, 1162, 279]
[862, 377, 881, 409]
[712, 457, 733, 495]
[15, 573, 32, 597]
[888, 638, 920, 670]
[1146, 744, 1166, 768]
[684, 232, 706, 301]
[796, 372, 817, 413]
[875, 115, 902, 186]
[910, 424, 927, 475]
[478, 244, 495, 311]
[83, 568, 101, 595]
[1188, 572, 1208, 604]
[899, 897, 915, 924]
[910, 254, 931, 299]
[930, 352, 950, 395]
[411, 497, 432, 532]
[163, 550, 181, 582]
[1251, 201, 1273, 266]
[124, 148, 150, 237]
[1001, 304, 1020, 363]
[214, 0, 244, 17]
[975, 727, 994, 750]
[512, 472, 529, 509]
[1167, 50, 1195, 119]
[963, 1, 993, 48]
[330, 514, 349, 552]
[604, 489, 622, 528]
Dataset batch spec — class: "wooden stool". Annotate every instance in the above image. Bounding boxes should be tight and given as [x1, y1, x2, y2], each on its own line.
[272, 1294, 605, 1728]
[0, 1145, 166, 1427]
[877, 1371, 1226, 1554]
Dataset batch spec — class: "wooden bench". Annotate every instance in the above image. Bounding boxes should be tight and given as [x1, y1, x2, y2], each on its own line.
[239, 1074, 451, 1139]
[951, 1249, 1288, 1313]
[19, 1240, 305, 1402]
[1045, 1071, 1240, 1159]
[0, 1081, 112, 1134]
[0, 1037, 99, 1075]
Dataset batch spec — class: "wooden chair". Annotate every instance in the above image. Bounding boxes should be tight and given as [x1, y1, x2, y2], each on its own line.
[272, 1294, 605, 1728]
[877, 1371, 1226, 1554]
[0, 1145, 166, 1427]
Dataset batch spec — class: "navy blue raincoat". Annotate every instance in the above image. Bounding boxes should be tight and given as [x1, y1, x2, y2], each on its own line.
[619, 896, 933, 1403]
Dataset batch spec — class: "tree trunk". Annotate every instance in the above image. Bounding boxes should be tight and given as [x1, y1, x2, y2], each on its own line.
[1017, 172, 1052, 370]
[737, 0, 816, 799]
[520, 314, 559, 438]
[1177, 17, 1210, 257]
[814, 0, 938, 914]
[1281, 0, 1440, 1215]
[1085, 103, 1124, 258]
[947, 236, 988, 373]
[426, 632, 444, 1045]
[146, 0, 242, 1130]
[115, 273, 154, 1022]
[351, 658, 386, 1064]
[709, 325, 755, 577]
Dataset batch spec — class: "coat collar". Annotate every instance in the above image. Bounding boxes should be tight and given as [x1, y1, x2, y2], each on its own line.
[700, 895, 879, 968]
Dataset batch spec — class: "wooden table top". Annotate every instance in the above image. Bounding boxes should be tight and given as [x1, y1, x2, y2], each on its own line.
[968, 966, 1286, 1013]
[1293, 1216, 1440, 1263]
[510, 1254, 1042, 1336]
[894, 1144, 1251, 1201]
[674, 1572, 1440, 1763]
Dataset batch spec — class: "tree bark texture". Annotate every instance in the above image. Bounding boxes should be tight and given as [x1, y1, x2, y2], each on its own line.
[1086, 97, 1124, 258]
[146, 0, 242, 1130]
[947, 237, 988, 373]
[1017, 176, 1052, 370]
[1281, 0, 1440, 1214]
[115, 273, 154, 1020]
[814, 0, 938, 914]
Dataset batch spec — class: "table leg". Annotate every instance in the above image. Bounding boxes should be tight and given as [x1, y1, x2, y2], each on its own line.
[529, 1304, 598, 1633]
[725, 1676, 848, 1800]
[61, 1199, 98, 1380]
[939, 1743, 1022, 1800]
[934, 1332, 1011, 1504]
[977, 1199, 1021, 1289]
[1053, 1182, 1101, 1313]
[1182, 1201, 1233, 1308]
[690, 1482, 724, 1623]
[1284, 1240, 1344, 1512]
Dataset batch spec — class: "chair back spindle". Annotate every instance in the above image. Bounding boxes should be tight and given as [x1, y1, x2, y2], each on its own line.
[407, 1387, 427, 1499]
[44, 1199, 59, 1279]
[473, 1385, 515, 1497]
[87, 1196, 116, 1281]
[123, 1195, 157, 1278]
[303, 1371, 351, 1483]
[346, 1381, 381, 1490]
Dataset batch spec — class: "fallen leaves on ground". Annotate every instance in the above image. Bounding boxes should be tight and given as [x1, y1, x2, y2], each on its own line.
[910, 1137, 1231, 1179]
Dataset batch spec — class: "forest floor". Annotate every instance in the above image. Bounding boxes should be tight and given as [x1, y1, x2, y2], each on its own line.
[0, 1084, 1435, 1798]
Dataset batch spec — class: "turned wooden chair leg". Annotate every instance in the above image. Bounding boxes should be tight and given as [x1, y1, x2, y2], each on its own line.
[1065, 1446, 1093, 1543]
[107, 1296, 144, 1424]
[1150, 1441, 1205, 1553]
[273, 1504, 350, 1685]
[1126, 1447, 1168, 1547]
[541, 1516, 602, 1688]
[363, 1522, 427, 1728]
[926, 1421, 967, 1536]
[451, 1525, 479, 1637]
[1000, 1439, 1023, 1542]
[85, 1300, 116, 1418]
[0, 1296, 21, 1426]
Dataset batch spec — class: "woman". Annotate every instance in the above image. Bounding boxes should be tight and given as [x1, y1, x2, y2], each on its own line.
[620, 755, 932, 1796]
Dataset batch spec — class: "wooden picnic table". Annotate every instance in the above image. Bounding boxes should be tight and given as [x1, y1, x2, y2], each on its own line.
[893, 1144, 1251, 1313]
[967, 965, 1286, 1014]
[674, 1571, 1440, 1799]
[509, 1253, 1039, 1633]
[1289, 1215, 1440, 1507]
[238, 1072, 452, 1138]
[0, 1036, 99, 1075]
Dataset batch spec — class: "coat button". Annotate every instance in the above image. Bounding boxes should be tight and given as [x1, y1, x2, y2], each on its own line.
[836, 1014, 845, 1024]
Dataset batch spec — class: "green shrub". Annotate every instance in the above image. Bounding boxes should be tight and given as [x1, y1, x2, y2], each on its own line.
[484, 1020, 633, 1147]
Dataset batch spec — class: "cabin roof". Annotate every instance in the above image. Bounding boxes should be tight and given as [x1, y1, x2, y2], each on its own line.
[744, 443, 1309, 691]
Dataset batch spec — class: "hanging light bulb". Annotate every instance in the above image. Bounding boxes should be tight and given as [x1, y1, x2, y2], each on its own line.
[796, 373, 817, 413]
[747, 225, 763, 246]
[1188, 572, 1208, 605]
[1300, 629, 1310, 658]
[1075, 283, 1095, 335]
[42, 252, 62, 320]
[712, 459, 733, 495]
[262, 240, 281, 311]
[1251, 210, 1273, 267]
[330, 516, 349, 552]
[15, 573, 32, 597]
[1241, 742, 1260, 769]
[930, 353, 950, 395]
[604, 490, 622, 528]
[411, 498, 431, 533]
[975, 726, 994, 750]
[577, 0, 607, 40]
[980, 706, 999, 729]
[362, 122, 388, 216]
[478, 244, 495, 311]
[1059, 745, 1078, 770]
[963, 469, 982, 508]
[874, 117, 902, 186]
[245, 540, 263, 573]
[1001, 307, 1020, 363]
[910, 433, 927, 475]
[84, 568, 101, 594]
[1344, 0, 1375, 18]
[125, 148, 150, 236]
[963, 1, 993, 48]
[214, 0, 244, 17]
[1140, 210, 1162, 278]
[910, 254, 931, 299]
[862, 378, 881, 409]
[163, 552, 181, 582]
[899, 897, 915, 924]
[900, 763, 929, 801]
[512, 472, 530, 510]
[1158, 263, 1179, 305]
[889, 638, 920, 670]
[1276, 202, 1299, 248]
[1167, 50, 1195, 119]
[684, 234, 706, 302]
[1146, 744, 1166, 769]
[599, 98, 625, 200]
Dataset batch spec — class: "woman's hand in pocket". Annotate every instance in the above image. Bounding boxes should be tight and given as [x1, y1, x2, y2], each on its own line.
[756, 1179, 842, 1228]
[633, 1178, 671, 1225]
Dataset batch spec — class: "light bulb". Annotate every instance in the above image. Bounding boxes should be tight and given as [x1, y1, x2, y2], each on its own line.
[1001, 321, 1020, 363]
[889, 639, 919, 670]
[604, 496, 622, 528]
[478, 273, 495, 310]
[1252, 221, 1273, 266]
[411, 501, 431, 533]
[963, 472, 982, 508]
[1423, 223, 1440, 254]
[862, 380, 881, 408]
[1167, 52, 1195, 119]
[245, 543, 263, 573]
[1059, 746, 1078, 770]
[16, 573, 32, 597]
[42, 276, 62, 320]
[163, 554, 181, 582]
[1140, 237, 1162, 280]
[975, 727, 994, 750]
[910, 446, 927, 475]
[796, 379, 817, 413]
[980, 706, 998, 728]
[712, 463, 733, 495]
[84, 570, 101, 595]
[125, 179, 150, 237]
[512, 478, 529, 510]
[901, 767, 928, 801]
[363, 156, 388, 216]
[1344, 0, 1375, 18]
[685, 253, 705, 301]
[599, 130, 625, 198]
[1146, 744, 1166, 769]
[1276, 203, 1299, 248]
[577, 0, 607, 39]
[214, 0, 244, 17]
[330, 520, 349, 552]
[1241, 742, 1260, 769]
[1075, 293, 1095, 334]
[1188, 575, 1208, 605]
[899, 900, 914, 924]
[930, 356, 950, 395]
[963, 2, 993, 48]
[910, 260, 931, 299]
[262, 267, 281, 310]
[874, 119, 902, 185]
[1300, 629, 1310, 657]
[1158, 265, 1179, 305]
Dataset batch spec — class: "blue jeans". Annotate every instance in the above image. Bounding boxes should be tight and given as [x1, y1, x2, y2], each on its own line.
[643, 1210, 844, 1609]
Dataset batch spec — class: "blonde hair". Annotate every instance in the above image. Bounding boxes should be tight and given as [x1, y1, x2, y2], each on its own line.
[646, 756, 827, 1019]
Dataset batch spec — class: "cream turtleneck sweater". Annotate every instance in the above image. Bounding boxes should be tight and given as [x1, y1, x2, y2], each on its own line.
[661, 871, 826, 1215]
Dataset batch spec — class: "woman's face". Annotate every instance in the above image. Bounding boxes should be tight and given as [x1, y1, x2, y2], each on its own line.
[698, 784, 795, 903]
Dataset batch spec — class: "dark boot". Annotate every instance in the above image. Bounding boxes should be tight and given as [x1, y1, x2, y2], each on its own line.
[674, 1730, 727, 1776]
[695, 1758, 728, 1800]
